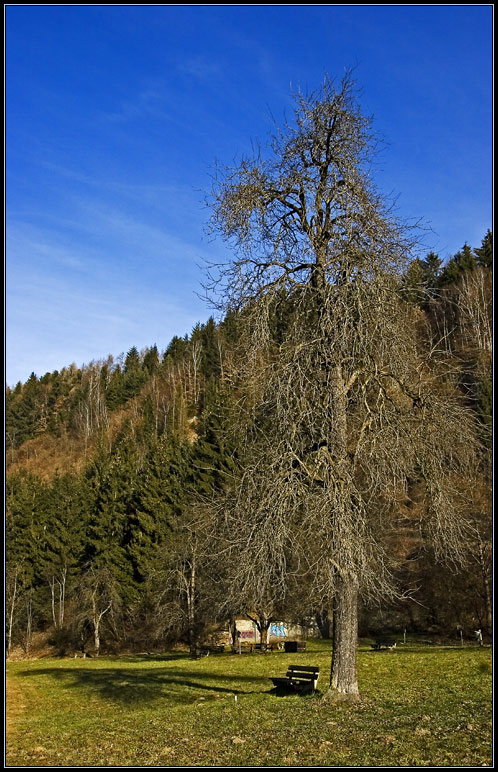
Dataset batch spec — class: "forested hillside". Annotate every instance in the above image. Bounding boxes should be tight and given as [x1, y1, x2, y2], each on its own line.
[6, 230, 492, 659]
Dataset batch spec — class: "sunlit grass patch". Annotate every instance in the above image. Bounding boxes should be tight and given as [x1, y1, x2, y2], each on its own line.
[6, 640, 492, 767]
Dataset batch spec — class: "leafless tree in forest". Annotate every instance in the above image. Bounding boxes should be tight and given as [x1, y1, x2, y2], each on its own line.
[150, 510, 220, 658]
[206, 72, 481, 699]
[74, 564, 122, 657]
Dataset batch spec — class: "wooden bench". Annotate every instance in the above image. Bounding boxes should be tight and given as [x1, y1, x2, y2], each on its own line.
[248, 642, 282, 653]
[284, 640, 306, 653]
[371, 638, 397, 650]
[199, 644, 225, 657]
[271, 665, 320, 693]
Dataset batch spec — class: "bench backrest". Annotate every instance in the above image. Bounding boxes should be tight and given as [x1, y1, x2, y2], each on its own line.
[287, 665, 320, 682]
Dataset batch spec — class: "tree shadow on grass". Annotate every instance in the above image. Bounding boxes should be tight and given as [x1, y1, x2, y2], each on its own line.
[16, 665, 266, 707]
[267, 686, 320, 698]
[104, 653, 190, 663]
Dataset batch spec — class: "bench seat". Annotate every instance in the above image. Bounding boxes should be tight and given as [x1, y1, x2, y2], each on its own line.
[199, 644, 225, 656]
[371, 638, 397, 650]
[271, 665, 320, 693]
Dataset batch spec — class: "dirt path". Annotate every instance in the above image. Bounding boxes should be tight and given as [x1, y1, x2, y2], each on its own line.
[5, 673, 26, 744]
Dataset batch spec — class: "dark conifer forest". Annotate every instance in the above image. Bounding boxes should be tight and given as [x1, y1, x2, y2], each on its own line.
[6, 227, 491, 660]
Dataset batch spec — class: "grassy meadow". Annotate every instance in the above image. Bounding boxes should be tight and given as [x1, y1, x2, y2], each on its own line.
[6, 639, 492, 767]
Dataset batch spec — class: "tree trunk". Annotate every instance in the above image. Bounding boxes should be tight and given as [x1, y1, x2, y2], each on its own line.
[476, 531, 492, 633]
[315, 608, 332, 639]
[24, 591, 33, 655]
[229, 617, 238, 650]
[58, 566, 67, 627]
[94, 620, 101, 657]
[259, 620, 270, 652]
[249, 616, 270, 651]
[6, 573, 18, 657]
[329, 573, 359, 698]
[187, 557, 197, 658]
[49, 577, 57, 628]
[327, 365, 360, 699]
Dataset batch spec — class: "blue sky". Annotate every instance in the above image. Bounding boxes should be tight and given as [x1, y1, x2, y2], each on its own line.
[6, 5, 493, 387]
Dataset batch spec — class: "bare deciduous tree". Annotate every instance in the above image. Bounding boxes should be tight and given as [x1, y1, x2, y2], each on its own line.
[150, 510, 220, 658]
[75, 564, 122, 657]
[206, 72, 480, 699]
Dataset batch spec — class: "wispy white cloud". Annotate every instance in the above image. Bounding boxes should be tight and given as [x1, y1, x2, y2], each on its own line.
[98, 79, 169, 122]
[177, 55, 223, 82]
[6, 257, 208, 385]
[5, 189, 223, 385]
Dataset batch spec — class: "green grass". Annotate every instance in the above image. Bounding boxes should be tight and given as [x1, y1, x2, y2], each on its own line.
[6, 640, 492, 767]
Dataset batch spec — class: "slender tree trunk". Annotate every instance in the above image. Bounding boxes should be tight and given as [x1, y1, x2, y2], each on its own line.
[187, 557, 197, 658]
[91, 600, 111, 657]
[315, 608, 332, 639]
[476, 533, 492, 633]
[49, 577, 57, 628]
[248, 615, 270, 651]
[58, 566, 67, 627]
[258, 619, 270, 652]
[25, 591, 33, 655]
[229, 617, 238, 649]
[94, 622, 100, 656]
[7, 573, 18, 657]
[91, 593, 101, 657]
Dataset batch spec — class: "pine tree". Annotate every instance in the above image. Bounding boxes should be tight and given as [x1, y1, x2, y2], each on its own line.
[455, 243, 478, 273]
[191, 379, 236, 497]
[5, 471, 48, 652]
[84, 427, 141, 604]
[13, 373, 43, 445]
[420, 252, 442, 296]
[474, 230, 492, 269]
[127, 436, 190, 582]
[105, 364, 126, 410]
[143, 344, 160, 376]
[123, 346, 147, 401]
[38, 472, 88, 628]
[402, 258, 426, 305]
[200, 317, 223, 380]
[163, 335, 189, 365]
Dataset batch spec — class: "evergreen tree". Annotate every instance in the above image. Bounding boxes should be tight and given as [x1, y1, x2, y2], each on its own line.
[191, 379, 236, 497]
[455, 243, 478, 273]
[402, 258, 426, 305]
[84, 426, 141, 604]
[474, 230, 492, 269]
[105, 364, 126, 410]
[6, 471, 48, 587]
[38, 472, 88, 628]
[13, 373, 43, 445]
[439, 242, 478, 287]
[5, 471, 48, 650]
[163, 335, 189, 365]
[127, 436, 190, 582]
[420, 252, 442, 296]
[200, 317, 222, 379]
[438, 256, 461, 287]
[143, 344, 160, 376]
[123, 346, 147, 401]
